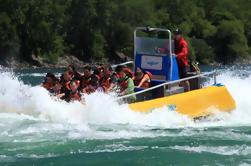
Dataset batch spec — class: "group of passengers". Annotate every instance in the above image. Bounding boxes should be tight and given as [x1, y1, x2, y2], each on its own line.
[42, 64, 152, 103]
[42, 28, 191, 103]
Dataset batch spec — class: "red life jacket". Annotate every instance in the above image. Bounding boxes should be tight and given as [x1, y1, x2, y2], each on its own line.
[64, 81, 71, 90]
[101, 77, 112, 92]
[75, 80, 80, 87]
[118, 76, 129, 92]
[69, 91, 81, 101]
[123, 68, 134, 78]
[145, 71, 152, 79]
[95, 74, 101, 81]
[174, 37, 189, 67]
[80, 76, 90, 89]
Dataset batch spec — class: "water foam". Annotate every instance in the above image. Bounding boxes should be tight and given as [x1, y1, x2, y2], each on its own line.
[0, 67, 251, 130]
[169, 145, 251, 156]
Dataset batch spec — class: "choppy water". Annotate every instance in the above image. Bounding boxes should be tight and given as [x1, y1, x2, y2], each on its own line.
[0, 66, 251, 166]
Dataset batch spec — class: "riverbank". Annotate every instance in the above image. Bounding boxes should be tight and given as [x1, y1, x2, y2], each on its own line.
[1, 54, 251, 70]
[0, 55, 102, 69]
[0, 52, 132, 69]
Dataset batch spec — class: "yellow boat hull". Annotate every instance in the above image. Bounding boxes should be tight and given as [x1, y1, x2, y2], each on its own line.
[129, 86, 236, 118]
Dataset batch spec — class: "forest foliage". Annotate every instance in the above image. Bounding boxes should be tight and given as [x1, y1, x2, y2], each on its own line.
[0, 0, 251, 64]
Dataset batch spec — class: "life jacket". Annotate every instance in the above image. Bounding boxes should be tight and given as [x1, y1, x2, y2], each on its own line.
[80, 76, 91, 89]
[145, 71, 152, 79]
[75, 80, 80, 87]
[64, 81, 71, 90]
[101, 77, 112, 92]
[69, 90, 81, 101]
[59, 80, 71, 99]
[97, 66, 104, 74]
[88, 74, 101, 84]
[95, 74, 101, 81]
[134, 71, 152, 88]
[123, 67, 134, 78]
[118, 76, 129, 92]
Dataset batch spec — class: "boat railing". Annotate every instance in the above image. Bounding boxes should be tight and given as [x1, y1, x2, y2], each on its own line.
[112, 61, 134, 68]
[117, 71, 216, 100]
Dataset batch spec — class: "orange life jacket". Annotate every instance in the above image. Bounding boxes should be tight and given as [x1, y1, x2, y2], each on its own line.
[134, 71, 152, 88]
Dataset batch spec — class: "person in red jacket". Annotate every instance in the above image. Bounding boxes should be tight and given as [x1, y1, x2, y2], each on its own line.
[174, 29, 190, 92]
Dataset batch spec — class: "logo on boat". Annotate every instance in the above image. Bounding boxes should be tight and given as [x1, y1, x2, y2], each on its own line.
[141, 55, 162, 70]
[167, 104, 176, 111]
[147, 61, 159, 66]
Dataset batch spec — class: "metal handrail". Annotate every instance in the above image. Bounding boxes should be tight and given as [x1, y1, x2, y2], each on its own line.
[112, 61, 133, 68]
[117, 71, 216, 100]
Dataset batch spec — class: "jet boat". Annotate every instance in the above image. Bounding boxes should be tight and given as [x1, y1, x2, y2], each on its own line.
[119, 27, 236, 118]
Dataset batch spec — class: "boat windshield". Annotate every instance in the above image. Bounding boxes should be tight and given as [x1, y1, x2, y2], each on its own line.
[135, 37, 173, 56]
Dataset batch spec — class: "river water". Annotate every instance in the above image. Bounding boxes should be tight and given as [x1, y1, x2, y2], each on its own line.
[0, 66, 251, 166]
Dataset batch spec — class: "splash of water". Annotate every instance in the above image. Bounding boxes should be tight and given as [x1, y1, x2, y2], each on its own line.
[0, 68, 251, 129]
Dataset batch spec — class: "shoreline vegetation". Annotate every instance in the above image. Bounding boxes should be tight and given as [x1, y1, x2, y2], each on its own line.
[0, 0, 251, 69]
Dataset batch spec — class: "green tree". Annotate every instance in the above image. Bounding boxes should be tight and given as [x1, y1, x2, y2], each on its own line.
[66, 0, 99, 61]
[215, 20, 249, 63]
[190, 38, 215, 64]
[0, 12, 19, 62]
[0, 0, 250, 66]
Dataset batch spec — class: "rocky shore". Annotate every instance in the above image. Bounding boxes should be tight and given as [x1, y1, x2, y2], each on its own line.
[0, 51, 132, 69]
[0, 55, 102, 69]
[1, 54, 250, 70]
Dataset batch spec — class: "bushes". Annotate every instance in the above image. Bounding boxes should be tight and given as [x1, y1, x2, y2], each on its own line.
[213, 20, 248, 63]
[190, 38, 215, 64]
